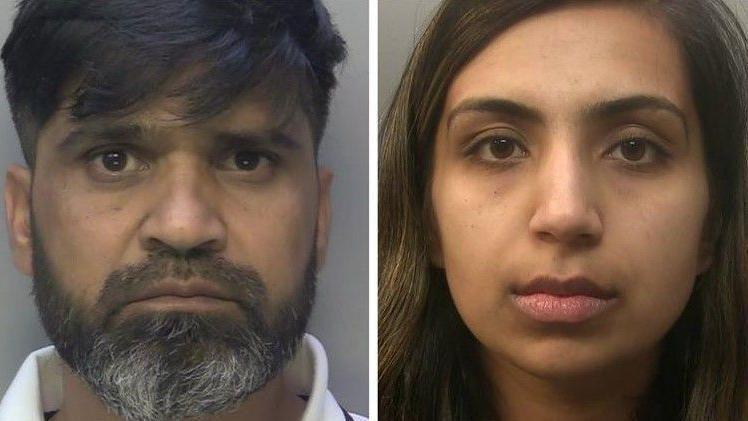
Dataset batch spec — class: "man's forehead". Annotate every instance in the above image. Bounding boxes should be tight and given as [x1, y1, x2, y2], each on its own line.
[88, 90, 302, 128]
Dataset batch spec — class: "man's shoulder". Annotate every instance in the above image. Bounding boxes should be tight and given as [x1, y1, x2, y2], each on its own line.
[297, 335, 368, 421]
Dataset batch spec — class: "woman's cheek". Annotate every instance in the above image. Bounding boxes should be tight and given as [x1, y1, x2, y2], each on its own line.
[614, 192, 705, 340]
[435, 180, 518, 333]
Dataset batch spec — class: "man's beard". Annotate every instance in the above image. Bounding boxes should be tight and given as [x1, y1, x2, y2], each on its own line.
[29, 219, 316, 421]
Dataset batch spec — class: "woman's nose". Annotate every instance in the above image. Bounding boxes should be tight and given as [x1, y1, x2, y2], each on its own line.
[528, 148, 603, 248]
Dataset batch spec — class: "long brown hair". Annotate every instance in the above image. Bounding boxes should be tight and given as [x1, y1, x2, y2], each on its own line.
[379, 1, 748, 419]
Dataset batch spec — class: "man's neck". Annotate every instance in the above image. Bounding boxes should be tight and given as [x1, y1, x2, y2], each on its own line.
[485, 349, 659, 421]
[50, 364, 306, 421]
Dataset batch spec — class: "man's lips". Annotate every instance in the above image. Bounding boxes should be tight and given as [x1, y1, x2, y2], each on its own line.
[511, 276, 618, 323]
[126, 279, 240, 305]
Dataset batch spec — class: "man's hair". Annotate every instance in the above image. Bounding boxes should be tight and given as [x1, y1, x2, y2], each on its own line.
[1, 0, 346, 167]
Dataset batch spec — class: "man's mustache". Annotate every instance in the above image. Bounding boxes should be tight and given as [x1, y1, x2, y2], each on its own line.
[96, 248, 267, 323]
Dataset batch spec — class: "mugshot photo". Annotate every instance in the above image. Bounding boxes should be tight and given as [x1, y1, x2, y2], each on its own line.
[379, 0, 748, 420]
[0, 0, 367, 420]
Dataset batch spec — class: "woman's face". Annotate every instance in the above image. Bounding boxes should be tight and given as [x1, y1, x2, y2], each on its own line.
[431, 3, 711, 379]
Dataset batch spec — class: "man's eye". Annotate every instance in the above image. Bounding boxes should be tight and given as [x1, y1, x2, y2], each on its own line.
[608, 138, 663, 165]
[100, 150, 127, 171]
[222, 150, 276, 180]
[473, 136, 528, 162]
[231, 151, 268, 171]
[89, 149, 146, 174]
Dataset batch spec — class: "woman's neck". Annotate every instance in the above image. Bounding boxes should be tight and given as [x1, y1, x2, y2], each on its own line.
[484, 348, 660, 421]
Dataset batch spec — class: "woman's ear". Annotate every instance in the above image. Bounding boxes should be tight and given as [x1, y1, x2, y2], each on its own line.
[429, 233, 444, 268]
[4, 164, 34, 277]
[425, 202, 444, 268]
[697, 241, 714, 275]
[697, 210, 719, 275]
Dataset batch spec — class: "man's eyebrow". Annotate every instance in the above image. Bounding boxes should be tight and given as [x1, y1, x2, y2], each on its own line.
[446, 98, 543, 129]
[57, 125, 303, 152]
[582, 95, 689, 137]
[57, 124, 144, 152]
[212, 129, 302, 150]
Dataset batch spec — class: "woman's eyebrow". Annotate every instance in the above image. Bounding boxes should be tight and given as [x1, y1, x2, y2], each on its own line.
[446, 95, 689, 136]
[446, 98, 543, 129]
[582, 95, 689, 137]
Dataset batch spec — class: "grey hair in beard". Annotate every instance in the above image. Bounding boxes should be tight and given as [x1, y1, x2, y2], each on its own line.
[30, 219, 316, 421]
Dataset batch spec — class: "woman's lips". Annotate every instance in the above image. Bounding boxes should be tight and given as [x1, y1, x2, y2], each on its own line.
[512, 293, 616, 323]
[511, 275, 618, 323]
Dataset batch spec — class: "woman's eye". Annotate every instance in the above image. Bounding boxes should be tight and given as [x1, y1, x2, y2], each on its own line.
[474, 136, 527, 161]
[608, 138, 661, 165]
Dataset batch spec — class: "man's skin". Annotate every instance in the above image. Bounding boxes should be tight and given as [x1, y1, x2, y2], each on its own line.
[4, 87, 332, 420]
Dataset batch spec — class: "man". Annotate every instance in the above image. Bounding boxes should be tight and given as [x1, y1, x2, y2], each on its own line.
[0, 0, 365, 420]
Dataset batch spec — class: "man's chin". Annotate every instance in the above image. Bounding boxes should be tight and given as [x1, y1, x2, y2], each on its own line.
[101, 310, 263, 348]
[66, 311, 293, 421]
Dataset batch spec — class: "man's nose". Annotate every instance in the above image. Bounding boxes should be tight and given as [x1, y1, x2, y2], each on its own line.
[528, 147, 603, 248]
[139, 162, 227, 255]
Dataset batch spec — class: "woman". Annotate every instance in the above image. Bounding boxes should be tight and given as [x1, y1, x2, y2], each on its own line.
[379, 1, 748, 420]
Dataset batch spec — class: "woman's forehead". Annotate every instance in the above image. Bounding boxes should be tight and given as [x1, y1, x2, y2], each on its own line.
[444, 2, 696, 125]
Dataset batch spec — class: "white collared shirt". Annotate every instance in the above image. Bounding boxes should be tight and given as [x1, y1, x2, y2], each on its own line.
[0, 334, 366, 421]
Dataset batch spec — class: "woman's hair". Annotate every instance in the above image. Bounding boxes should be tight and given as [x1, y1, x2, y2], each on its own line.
[379, 1, 748, 419]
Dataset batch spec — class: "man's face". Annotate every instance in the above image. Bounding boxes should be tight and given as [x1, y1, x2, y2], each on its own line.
[4, 91, 331, 419]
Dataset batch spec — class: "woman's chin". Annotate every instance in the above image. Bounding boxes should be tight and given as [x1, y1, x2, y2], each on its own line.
[486, 338, 652, 383]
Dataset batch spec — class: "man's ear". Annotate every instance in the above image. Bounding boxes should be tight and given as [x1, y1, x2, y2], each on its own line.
[314, 167, 333, 271]
[4, 164, 33, 277]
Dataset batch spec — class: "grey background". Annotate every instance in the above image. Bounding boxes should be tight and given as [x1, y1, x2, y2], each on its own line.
[379, 0, 748, 116]
[0, 0, 368, 416]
